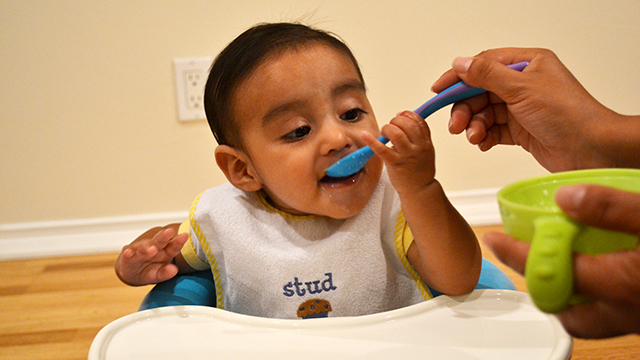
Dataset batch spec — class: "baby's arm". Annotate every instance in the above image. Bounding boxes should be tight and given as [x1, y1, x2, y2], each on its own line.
[365, 111, 481, 295]
[115, 223, 195, 286]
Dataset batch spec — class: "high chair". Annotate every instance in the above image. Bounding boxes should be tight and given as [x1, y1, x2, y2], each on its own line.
[90, 258, 572, 359]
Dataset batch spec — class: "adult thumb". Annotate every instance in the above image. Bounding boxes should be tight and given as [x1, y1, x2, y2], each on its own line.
[452, 56, 527, 103]
[555, 184, 640, 235]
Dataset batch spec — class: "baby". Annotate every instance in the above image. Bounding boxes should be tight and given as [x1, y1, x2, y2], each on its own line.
[116, 22, 481, 319]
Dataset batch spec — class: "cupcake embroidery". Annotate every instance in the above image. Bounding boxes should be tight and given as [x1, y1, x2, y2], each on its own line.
[297, 299, 332, 319]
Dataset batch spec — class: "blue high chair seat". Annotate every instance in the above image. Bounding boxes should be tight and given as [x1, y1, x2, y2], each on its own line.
[139, 258, 516, 311]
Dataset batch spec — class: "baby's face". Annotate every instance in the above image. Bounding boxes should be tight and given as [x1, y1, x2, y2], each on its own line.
[231, 44, 383, 219]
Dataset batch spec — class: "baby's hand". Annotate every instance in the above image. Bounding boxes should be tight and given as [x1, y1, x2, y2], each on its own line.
[364, 111, 436, 195]
[115, 225, 188, 286]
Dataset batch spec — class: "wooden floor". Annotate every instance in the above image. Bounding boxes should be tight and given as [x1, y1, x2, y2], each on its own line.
[1, 225, 638, 359]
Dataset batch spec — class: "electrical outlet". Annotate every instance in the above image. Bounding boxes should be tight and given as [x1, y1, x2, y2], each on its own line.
[173, 57, 213, 121]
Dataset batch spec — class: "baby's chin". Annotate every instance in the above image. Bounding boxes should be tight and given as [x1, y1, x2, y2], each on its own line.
[319, 158, 382, 220]
[263, 191, 365, 220]
[321, 204, 367, 220]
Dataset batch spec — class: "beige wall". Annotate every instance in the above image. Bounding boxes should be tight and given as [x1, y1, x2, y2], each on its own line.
[2, 0, 640, 224]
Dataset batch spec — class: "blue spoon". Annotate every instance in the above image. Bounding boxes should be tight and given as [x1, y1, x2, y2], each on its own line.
[325, 61, 529, 178]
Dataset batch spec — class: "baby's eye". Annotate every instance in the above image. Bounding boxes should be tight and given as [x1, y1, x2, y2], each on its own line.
[284, 126, 311, 141]
[340, 108, 366, 122]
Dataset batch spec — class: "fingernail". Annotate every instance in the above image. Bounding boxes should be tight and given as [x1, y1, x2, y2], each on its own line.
[448, 117, 454, 131]
[397, 110, 413, 117]
[466, 128, 475, 142]
[453, 57, 473, 74]
[556, 185, 587, 211]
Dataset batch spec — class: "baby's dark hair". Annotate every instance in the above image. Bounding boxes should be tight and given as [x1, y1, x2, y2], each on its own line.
[204, 22, 365, 148]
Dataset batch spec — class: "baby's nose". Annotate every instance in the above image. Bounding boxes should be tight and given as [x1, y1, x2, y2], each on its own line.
[319, 123, 353, 156]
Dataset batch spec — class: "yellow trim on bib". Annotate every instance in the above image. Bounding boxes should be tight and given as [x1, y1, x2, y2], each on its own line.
[188, 192, 225, 309]
[394, 211, 432, 300]
[402, 223, 415, 254]
[179, 220, 209, 271]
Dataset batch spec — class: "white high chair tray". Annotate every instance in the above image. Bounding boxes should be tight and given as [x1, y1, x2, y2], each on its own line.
[89, 290, 572, 360]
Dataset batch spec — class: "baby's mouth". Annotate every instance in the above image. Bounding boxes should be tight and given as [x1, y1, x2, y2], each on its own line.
[320, 169, 362, 185]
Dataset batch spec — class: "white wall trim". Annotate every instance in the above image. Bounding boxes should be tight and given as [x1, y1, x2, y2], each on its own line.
[0, 212, 188, 260]
[0, 188, 500, 260]
[448, 187, 502, 226]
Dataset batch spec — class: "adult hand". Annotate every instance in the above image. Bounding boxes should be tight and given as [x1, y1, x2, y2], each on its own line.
[431, 48, 640, 172]
[484, 184, 640, 338]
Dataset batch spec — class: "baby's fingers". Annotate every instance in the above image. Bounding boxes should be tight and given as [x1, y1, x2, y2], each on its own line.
[165, 232, 189, 257]
[120, 228, 175, 264]
[142, 263, 180, 284]
[150, 227, 178, 249]
[391, 111, 431, 145]
[118, 242, 157, 264]
[362, 131, 393, 159]
[118, 245, 136, 260]
[373, 112, 429, 158]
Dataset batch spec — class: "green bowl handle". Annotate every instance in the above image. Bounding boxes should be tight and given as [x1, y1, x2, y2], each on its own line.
[526, 216, 579, 313]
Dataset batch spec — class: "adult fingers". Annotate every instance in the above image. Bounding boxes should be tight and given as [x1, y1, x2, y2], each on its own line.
[431, 68, 461, 93]
[571, 249, 640, 302]
[432, 48, 534, 91]
[448, 94, 491, 135]
[482, 232, 531, 275]
[557, 297, 640, 338]
[555, 184, 640, 235]
[452, 56, 531, 105]
[555, 185, 640, 307]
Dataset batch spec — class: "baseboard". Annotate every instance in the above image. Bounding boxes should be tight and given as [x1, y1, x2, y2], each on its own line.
[0, 188, 500, 260]
[447, 187, 502, 226]
[0, 212, 188, 260]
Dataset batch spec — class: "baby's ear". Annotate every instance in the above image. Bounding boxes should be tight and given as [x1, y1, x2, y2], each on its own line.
[214, 145, 263, 192]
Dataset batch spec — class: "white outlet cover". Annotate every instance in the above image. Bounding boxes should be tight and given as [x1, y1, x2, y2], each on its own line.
[173, 57, 213, 121]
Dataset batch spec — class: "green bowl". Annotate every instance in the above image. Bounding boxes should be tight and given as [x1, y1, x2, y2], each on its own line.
[497, 168, 640, 313]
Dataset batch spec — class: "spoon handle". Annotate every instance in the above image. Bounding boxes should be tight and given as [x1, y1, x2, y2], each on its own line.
[415, 61, 530, 118]
[374, 61, 529, 147]
[325, 61, 529, 177]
